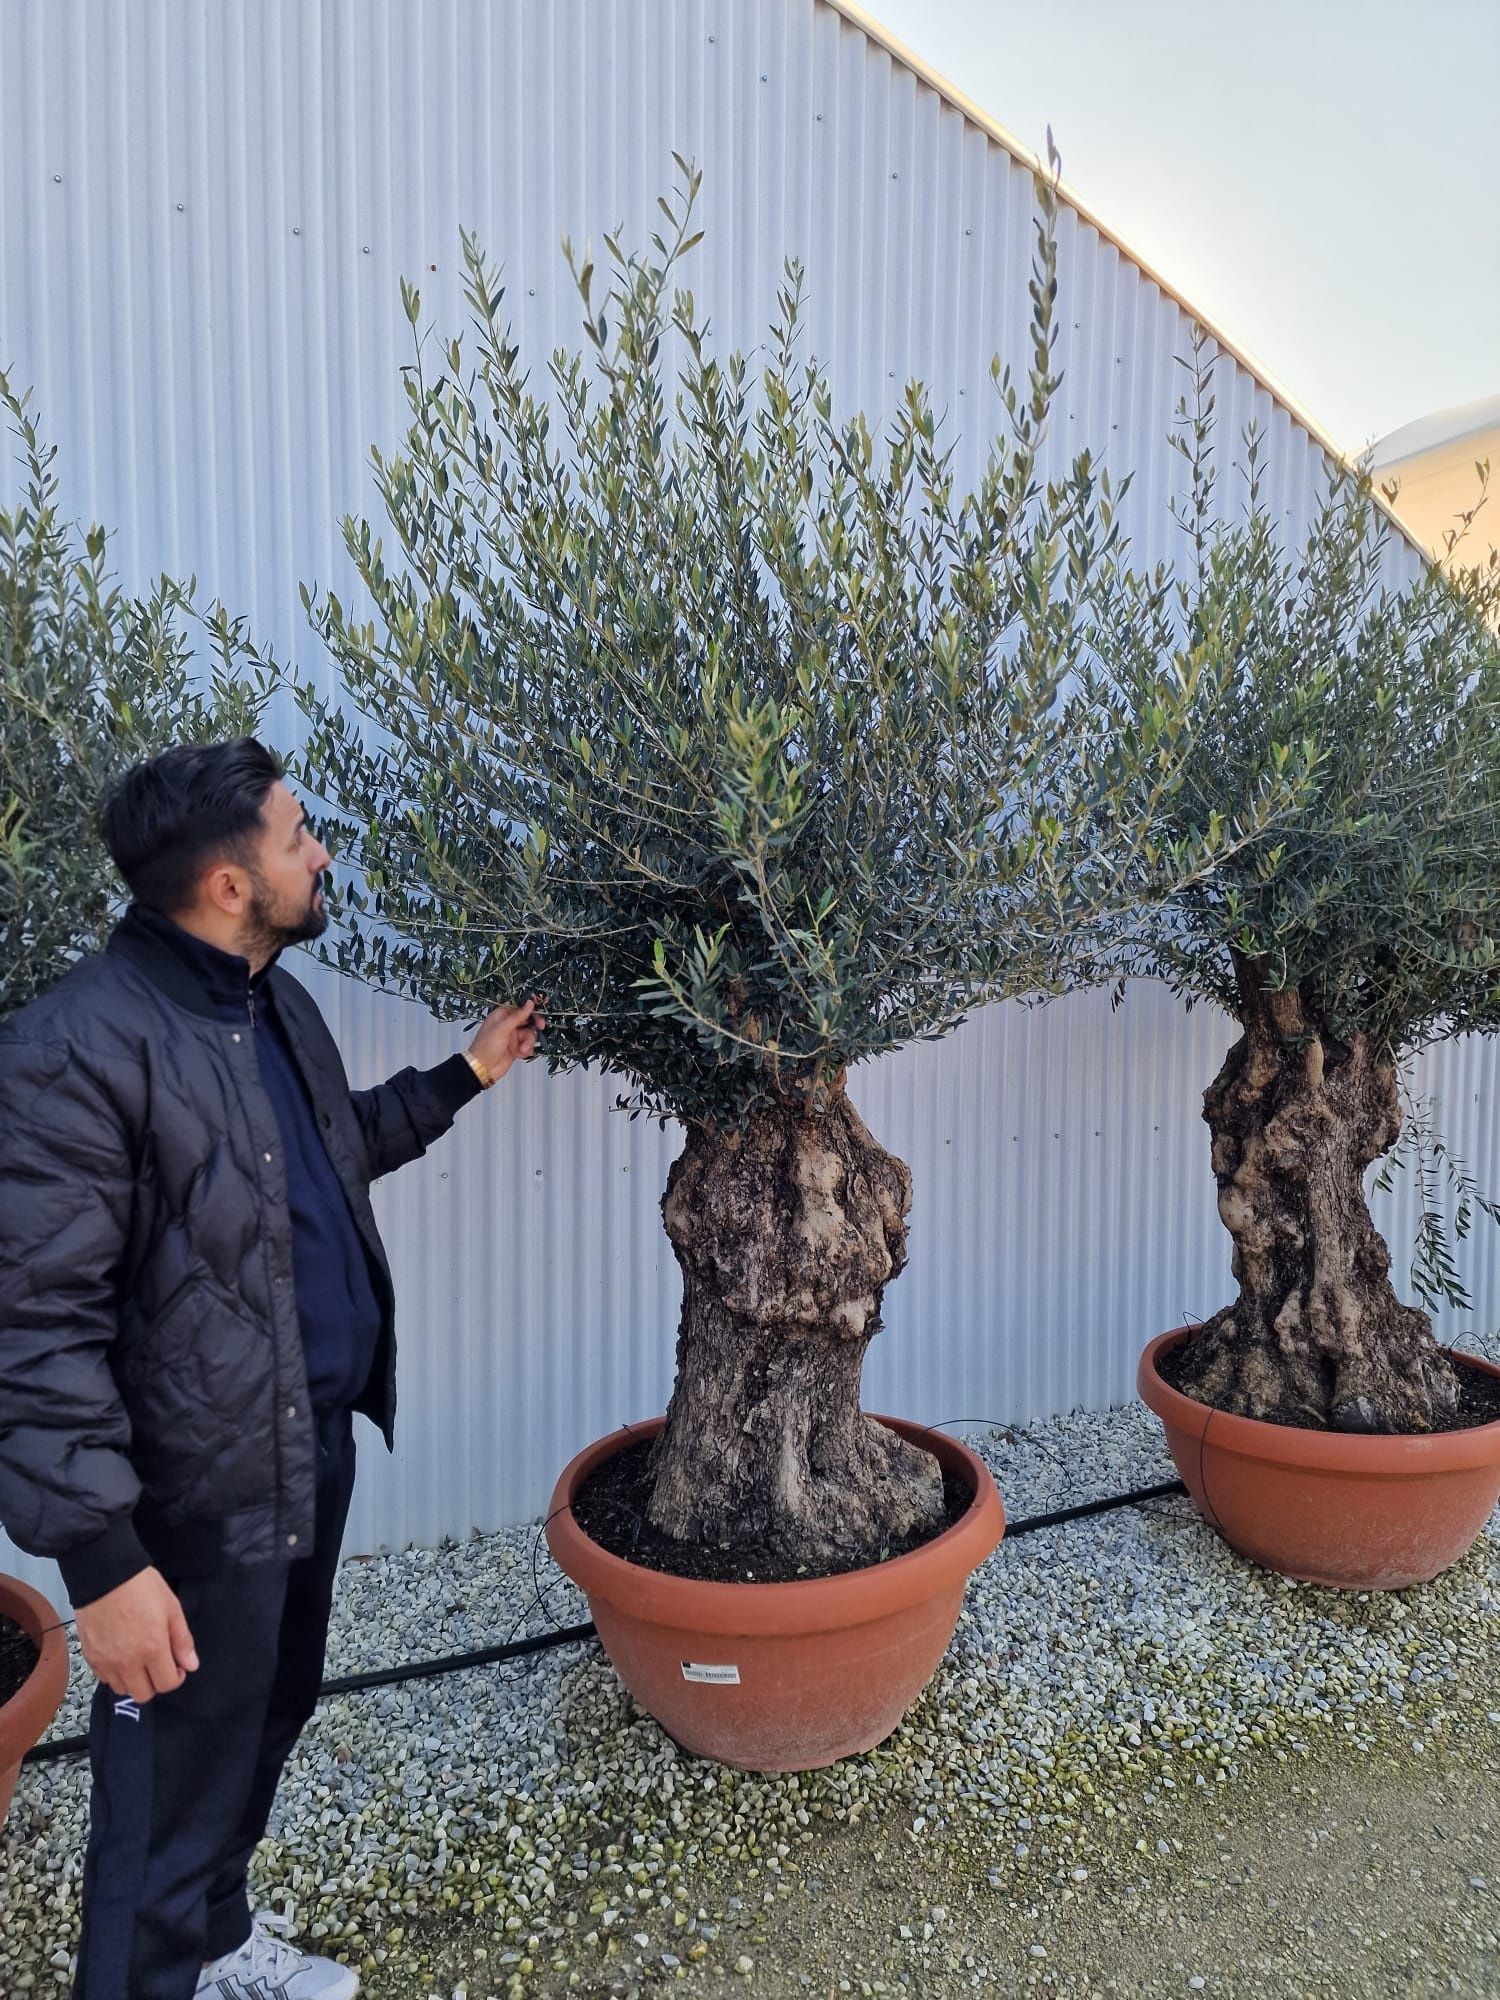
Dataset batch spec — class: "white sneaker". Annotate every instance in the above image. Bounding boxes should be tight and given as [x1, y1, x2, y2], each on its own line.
[196, 1909, 360, 1998]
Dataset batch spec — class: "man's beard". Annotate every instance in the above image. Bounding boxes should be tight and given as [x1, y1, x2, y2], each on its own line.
[243, 869, 329, 963]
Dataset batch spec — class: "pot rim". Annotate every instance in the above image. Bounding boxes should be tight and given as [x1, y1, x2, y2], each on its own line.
[1139, 1328, 1500, 1474]
[545, 1413, 1005, 1638]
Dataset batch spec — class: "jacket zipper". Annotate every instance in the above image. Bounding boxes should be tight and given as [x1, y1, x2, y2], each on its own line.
[245, 980, 290, 1550]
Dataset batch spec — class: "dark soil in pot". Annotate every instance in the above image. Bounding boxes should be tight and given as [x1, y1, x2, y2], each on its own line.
[573, 1439, 975, 1583]
[1, 1613, 39, 1707]
[1159, 1338, 1500, 1433]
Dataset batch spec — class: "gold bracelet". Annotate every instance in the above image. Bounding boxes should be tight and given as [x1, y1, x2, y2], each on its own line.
[464, 1049, 496, 1090]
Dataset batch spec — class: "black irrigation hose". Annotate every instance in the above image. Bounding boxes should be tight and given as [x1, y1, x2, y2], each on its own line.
[321, 1619, 601, 1697]
[1003, 1479, 1186, 1538]
[20, 1476, 1188, 1769]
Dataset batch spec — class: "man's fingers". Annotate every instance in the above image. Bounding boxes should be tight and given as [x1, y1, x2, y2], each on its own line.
[167, 1599, 200, 1674]
[145, 1642, 184, 1696]
[468, 996, 547, 1081]
[483, 997, 543, 1030]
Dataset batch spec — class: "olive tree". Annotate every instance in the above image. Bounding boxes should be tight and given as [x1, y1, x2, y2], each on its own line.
[0, 370, 268, 1015]
[1094, 339, 1500, 1434]
[294, 170, 1282, 1570]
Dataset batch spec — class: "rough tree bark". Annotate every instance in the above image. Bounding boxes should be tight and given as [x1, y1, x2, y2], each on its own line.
[1176, 955, 1461, 1433]
[645, 1081, 947, 1567]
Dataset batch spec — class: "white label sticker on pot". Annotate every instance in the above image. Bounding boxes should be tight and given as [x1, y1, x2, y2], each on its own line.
[681, 1661, 741, 1685]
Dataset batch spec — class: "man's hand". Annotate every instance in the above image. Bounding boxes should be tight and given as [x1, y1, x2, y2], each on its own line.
[75, 1567, 199, 1703]
[468, 997, 546, 1085]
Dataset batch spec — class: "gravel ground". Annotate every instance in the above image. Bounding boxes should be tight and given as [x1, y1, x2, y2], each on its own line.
[4, 1367, 1498, 1997]
[389, 1699, 1500, 1999]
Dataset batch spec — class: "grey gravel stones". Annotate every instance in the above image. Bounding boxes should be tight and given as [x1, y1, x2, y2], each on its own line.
[2, 1384, 1496, 1991]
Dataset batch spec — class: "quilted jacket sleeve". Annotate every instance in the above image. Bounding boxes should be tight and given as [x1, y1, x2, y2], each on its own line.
[349, 1053, 482, 1181]
[0, 1029, 149, 1606]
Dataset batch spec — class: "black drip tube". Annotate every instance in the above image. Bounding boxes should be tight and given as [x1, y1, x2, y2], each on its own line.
[21, 1477, 1187, 1768]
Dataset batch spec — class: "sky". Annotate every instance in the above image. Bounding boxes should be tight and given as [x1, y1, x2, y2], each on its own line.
[866, 0, 1499, 456]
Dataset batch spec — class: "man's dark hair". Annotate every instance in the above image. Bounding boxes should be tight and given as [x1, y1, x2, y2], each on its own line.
[100, 737, 283, 914]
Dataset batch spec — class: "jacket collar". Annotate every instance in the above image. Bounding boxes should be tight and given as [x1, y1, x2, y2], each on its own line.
[107, 906, 278, 1022]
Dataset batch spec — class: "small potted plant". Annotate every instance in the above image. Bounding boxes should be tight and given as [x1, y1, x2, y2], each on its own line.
[295, 168, 1270, 1767]
[1096, 341, 1500, 1590]
[0, 1578, 69, 1822]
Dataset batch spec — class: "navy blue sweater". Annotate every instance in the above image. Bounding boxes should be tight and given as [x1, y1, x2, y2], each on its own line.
[132, 908, 479, 1411]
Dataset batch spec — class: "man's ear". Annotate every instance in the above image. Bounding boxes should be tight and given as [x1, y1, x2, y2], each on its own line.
[200, 861, 250, 918]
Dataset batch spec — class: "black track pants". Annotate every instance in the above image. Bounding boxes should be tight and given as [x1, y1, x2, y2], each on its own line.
[73, 1410, 356, 1999]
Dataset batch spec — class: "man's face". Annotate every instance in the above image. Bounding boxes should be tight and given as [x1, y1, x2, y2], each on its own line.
[244, 779, 333, 953]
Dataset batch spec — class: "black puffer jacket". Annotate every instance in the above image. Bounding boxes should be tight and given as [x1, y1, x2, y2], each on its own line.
[0, 917, 471, 1604]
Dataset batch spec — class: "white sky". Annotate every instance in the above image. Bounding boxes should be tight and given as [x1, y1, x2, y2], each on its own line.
[866, 0, 1500, 455]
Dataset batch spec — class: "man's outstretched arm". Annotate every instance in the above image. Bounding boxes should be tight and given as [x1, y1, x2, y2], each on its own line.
[350, 997, 544, 1179]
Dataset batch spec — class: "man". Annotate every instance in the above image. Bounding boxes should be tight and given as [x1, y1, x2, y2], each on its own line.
[0, 738, 544, 1999]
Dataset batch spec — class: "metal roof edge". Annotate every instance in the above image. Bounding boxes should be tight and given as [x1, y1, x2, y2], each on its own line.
[822, 0, 1426, 558]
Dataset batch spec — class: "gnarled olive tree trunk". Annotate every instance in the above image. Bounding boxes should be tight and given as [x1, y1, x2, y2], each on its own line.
[1177, 960, 1460, 1433]
[645, 1085, 946, 1567]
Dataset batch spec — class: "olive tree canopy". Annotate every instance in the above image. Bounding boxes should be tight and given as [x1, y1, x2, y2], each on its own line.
[0, 370, 268, 1017]
[296, 171, 1274, 1130]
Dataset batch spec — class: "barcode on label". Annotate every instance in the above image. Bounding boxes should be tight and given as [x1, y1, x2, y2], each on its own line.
[680, 1661, 741, 1684]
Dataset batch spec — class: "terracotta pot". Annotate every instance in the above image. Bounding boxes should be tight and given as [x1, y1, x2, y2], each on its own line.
[546, 1415, 1004, 1771]
[0, 1574, 71, 1821]
[1140, 1329, 1500, 1591]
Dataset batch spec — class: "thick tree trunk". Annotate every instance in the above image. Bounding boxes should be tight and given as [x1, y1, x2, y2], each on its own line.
[645, 1085, 946, 1568]
[1178, 961, 1460, 1433]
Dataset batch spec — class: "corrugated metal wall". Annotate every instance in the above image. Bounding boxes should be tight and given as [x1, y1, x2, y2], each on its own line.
[3, 0, 1493, 1605]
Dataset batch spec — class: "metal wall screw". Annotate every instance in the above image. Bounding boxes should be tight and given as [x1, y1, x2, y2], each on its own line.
[53, 173, 62, 183]
[362, 245, 370, 254]
[175, 202, 184, 212]
[293, 226, 301, 236]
